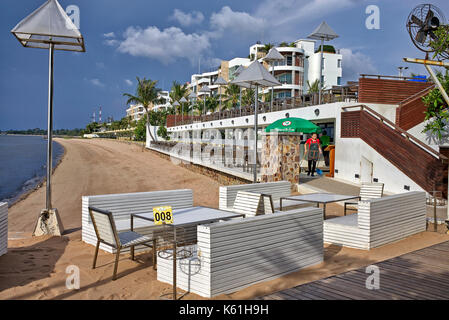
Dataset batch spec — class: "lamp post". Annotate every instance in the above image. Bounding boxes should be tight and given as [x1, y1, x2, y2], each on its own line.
[308, 21, 339, 105]
[11, 0, 85, 236]
[234, 65, 245, 116]
[188, 91, 197, 122]
[199, 85, 211, 117]
[213, 76, 228, 119]
[180, 96, 188, 125]
[173, 100, 180, 127]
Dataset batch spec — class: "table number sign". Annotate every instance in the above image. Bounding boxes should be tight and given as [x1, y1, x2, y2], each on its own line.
[152, 206, 173, 225]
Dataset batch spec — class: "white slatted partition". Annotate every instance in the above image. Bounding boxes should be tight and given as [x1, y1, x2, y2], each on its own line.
[219, 181, 311, 211]
[324, 191, 426, 250]
[82, 189, 193, 253]
[0, 202, 7, 257]
[157, 207, 324, 298]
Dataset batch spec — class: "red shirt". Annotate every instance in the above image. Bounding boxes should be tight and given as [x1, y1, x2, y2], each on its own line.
[305, 138, 320, 147]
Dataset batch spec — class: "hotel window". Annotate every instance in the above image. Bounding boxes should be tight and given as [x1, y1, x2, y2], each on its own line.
[321, 76, 324, 84]
[322, 58, 325, 70]
[337, 59, 342, 68]
[286, 56, 293, 66]
[276, 73, 292, 84]
[275, 91, 292, 99]
[337, 77, 342, 85]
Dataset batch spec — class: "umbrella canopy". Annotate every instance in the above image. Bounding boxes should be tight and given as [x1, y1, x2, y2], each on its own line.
[199, 85, 211, 93]
[231, 61, 281, 88]
[265, 118, 322, 133]
[307, 21, 339, 41]
[179, 96, 188, 103]
[264, 48, 284, 62]
[234, 65, 245, 77]
[188, 91, 197, 99]
[11, 0, 85, 52]
[172, 101, 180, 106]
[214, 76, 228, 85]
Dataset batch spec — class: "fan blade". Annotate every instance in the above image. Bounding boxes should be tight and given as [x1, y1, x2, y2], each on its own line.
[415, 30, 426, 44]
[411, 14, 424, 27]
[424, 8, 434, 25]
[429, 30, 437, 40]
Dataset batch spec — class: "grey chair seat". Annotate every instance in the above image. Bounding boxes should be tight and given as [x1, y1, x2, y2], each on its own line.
[118, 231, 153, 248]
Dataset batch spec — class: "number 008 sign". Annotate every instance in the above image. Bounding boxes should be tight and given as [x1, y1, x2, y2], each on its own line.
[152, 206, 173, 225]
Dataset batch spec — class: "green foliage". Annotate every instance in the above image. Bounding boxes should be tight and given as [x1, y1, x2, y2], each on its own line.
[315, 45, 336, 53]
[307, 79, 320, 94]
[206, 95, 219, 112]
[429, 25, 449, 59]
[422, 70, 449, 140]
[224, 84, 241, 109]
[157, 125, 169, 140]
[134, 115, 147, 141]
[2, 128, 84, 136]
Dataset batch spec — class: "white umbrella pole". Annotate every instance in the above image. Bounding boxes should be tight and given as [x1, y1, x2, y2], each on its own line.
[271, 62, 274, 112]
[253, 84, 258, 183]
[46, 43, 54, 210]
[239, 87, 242, 116]
[319, 38, 323, 105]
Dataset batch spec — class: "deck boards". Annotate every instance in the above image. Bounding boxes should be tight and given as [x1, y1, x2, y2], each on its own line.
[258, 241, 449, 300]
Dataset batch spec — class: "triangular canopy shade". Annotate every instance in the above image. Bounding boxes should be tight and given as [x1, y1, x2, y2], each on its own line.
[179, 97, 188, 103]
[11, 0, 85, 52]
[214, 76, 228, 85]
[307, 21, 339, 41]
[264, 48, 284, 62]
[199, 86, 211, 92]
[231, 61, 281, 88]
[265, 117, 322, 133]
[172, 101, 180, 106]
[188, 91, 197, 98]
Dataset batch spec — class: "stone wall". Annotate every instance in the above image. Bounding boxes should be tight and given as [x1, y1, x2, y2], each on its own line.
[261, 132, 301, 190]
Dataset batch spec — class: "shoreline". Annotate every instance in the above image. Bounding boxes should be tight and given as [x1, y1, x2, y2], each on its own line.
[4, 140, 66, 208]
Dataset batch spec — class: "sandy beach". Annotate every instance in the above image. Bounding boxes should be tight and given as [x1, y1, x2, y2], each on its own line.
[1, 138, 448, 300]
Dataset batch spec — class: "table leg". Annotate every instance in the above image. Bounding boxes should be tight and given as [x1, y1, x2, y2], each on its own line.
[131, 215, 134, 231]
[323, 203, 326, 220]
[173, 228, 177, 300]
[152, 239, 157, 270]
[280, 198, 283, 211]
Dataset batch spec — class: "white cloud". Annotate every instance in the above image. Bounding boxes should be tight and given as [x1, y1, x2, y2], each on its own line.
[340, 48, 376, 81]
[117, 26, 211, 65]
[170, 9, 204, 27]
[124, 79, 133, 86]
[104, 39, 119, 46]
[103, 32, 116, 38]
[86, 78, 105, 87]
[210, 6, 266, 38]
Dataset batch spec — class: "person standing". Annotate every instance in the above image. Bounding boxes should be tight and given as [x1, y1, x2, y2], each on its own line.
[320, 130, 330, 167]
[304, 132, 322, 176]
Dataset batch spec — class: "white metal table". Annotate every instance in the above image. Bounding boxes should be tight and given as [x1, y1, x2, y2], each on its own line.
[131, 206, 244, 299]
[280, 193, 360, 219]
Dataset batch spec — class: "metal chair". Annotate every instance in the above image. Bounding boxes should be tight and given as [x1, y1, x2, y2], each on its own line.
[88, 206, 154, 280]
[344, 182, 385, 215]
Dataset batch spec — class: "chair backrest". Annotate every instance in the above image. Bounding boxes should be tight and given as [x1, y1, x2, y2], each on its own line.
[360, 183, 384, 201]
[88, 206, 119, 247]
[232, 191, 265, 217]
[219, 181, 291, 210]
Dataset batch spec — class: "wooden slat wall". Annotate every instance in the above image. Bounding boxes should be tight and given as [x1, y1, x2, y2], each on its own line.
[340, 110, 361, 138]
[166, 115, 193, 127]
[359, 78, 432, 104]
[157, 207, 324, 298]
[395, 93, 429, 130]
[82, 190, 194, 253]
[0, 202, 7, 257]
[340, 109, 447, 197]
[324, 192, 426, 250]
[359, 111, 447, 196]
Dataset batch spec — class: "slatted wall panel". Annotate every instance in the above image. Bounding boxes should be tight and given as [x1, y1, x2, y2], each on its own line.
[157, 208, 324, 298]
[396, 90, 433, 130]
[219, 181, 291, 210]
[82, 190, 193, 253]
[0, 202, 7, 257]
[324, 192, 426, 250]
[340, 111, 361, 138]
[359, 78, 432, 104]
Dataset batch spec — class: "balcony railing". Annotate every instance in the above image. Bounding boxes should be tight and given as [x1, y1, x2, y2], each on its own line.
[167, 91, 358, 127]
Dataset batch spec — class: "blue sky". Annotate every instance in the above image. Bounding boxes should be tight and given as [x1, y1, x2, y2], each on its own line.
[1, 0, 449, 130]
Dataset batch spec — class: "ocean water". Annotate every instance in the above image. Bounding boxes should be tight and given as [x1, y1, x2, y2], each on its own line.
[0, 135, 64, 205]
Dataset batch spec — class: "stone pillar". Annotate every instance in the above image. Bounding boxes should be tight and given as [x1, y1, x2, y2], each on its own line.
[261, 132, 302, 191]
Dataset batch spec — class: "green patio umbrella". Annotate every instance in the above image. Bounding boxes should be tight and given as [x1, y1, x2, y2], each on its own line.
[265, 117, 322, 133]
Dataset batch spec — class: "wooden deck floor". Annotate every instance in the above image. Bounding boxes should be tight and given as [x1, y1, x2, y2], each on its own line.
[258, 241, 449, 300]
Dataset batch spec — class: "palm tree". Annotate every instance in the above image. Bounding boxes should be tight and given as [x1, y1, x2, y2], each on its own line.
[193, 103, 204, 116]
[224, 84, 241, 109]
[242, 88, 255, 107]
[206, 95, 219, 113]
[169, 80, 189, 117]
[123, 77, 161, 142]
[261, 43, 275, 53]
[307, 79, 320, 94]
